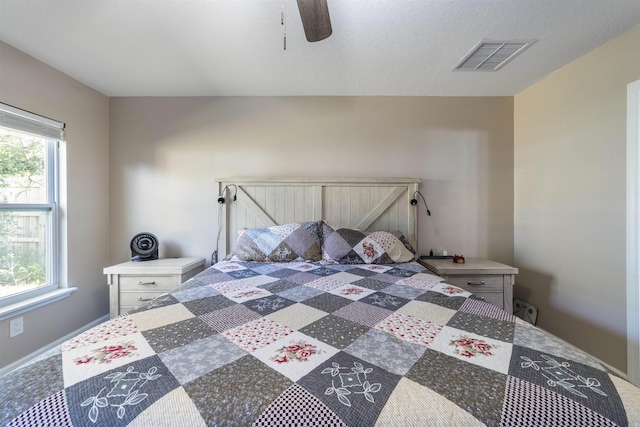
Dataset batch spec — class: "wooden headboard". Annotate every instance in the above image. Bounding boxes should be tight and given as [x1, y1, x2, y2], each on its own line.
[216, 177, 420, 260]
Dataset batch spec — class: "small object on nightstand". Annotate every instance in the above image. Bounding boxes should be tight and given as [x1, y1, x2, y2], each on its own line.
[429, 249, 434, 256]
[453, 254, 465, 263]
[130, 232, 159, 261]
[420, 255, 454, 259]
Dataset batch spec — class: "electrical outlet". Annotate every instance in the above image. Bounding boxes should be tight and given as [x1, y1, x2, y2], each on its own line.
[10, 317, 23, 337]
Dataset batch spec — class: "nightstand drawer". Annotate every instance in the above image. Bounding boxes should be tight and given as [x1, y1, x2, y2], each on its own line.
[119, 291, 167, 307]
[119, 275, 177, 291]
[441, 275, 504, 293]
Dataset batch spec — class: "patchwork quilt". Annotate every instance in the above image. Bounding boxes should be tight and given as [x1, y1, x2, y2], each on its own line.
[2, 261, 639, 426]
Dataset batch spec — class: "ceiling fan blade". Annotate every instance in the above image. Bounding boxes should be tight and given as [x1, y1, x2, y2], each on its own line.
[296, 0, 332, 42]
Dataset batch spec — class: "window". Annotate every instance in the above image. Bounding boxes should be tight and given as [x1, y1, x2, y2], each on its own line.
[0, 103, 64, 311]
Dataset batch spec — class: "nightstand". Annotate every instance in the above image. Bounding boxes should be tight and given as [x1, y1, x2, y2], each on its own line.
[417, 257, 518, 312]
[104, 257, 205, 318]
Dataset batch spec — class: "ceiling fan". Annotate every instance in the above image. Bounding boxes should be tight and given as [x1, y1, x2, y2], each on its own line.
[296, 0, 332, 42]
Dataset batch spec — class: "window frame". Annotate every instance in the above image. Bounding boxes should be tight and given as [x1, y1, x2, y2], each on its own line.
[0, 103, 73, 319]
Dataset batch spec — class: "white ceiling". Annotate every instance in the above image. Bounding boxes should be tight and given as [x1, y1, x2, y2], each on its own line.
[0, 0, 639, 97]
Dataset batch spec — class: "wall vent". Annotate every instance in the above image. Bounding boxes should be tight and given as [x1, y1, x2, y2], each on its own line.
[454, 39, 536, 71]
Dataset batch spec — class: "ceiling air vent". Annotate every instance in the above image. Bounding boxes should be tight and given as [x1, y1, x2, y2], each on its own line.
[454, 40, 536, 71]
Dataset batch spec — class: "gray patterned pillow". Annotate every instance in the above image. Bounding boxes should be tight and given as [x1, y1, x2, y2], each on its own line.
[230, 221, 323, 262]
[321, 224, 416, 264]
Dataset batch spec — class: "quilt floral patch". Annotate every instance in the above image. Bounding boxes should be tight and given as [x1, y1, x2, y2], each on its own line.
[223, 317, 294, 352]
[252, 331, 339, 382]
[74, 341, 139, 366]
[450, 335, 499, 358]
[271, 340, 325, 364]
[63, 316, 138, 351]
[375, 312, 443, 347]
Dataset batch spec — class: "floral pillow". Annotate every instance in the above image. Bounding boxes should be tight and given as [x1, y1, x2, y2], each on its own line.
[229, 221, 323, 262]
[321, 224, 416, 264]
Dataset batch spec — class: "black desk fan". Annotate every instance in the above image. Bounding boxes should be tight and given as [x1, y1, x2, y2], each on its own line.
[130, 232, 158, 261]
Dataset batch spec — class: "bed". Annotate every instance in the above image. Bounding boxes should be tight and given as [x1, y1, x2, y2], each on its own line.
[2, 177, 639, 426]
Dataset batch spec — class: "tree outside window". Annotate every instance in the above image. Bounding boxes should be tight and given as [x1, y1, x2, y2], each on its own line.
[0, 130, 48, 297]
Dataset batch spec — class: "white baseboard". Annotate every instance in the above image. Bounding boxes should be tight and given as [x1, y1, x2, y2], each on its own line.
[601, 359, 629, 381]
[0, 314, 109, 377]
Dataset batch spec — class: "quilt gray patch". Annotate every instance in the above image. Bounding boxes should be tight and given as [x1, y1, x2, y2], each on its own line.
[345, 328, 426, 376]
[185, 355, 292, 426]
[0, 354, 64, 425]
[300, 314, 370, 349]
[142, 317, 216, 353]
[446, 311, 515, 343]
[277, 284, 323, 302]
[159, 334, 247, 385]
[407, 348, 507, 426]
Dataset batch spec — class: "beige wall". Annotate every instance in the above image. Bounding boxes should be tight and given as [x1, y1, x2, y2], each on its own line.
[0, 41, 110, 368]
[514, 25, 640, 373]
[109, 97, 515, 266]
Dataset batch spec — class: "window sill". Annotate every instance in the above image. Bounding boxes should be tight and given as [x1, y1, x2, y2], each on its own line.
[0, 287, 77, 321]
